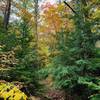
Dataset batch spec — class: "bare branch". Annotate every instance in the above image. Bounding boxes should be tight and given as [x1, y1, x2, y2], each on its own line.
[64, 1, 77, 15]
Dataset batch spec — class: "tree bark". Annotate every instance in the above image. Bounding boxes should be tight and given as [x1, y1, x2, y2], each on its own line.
[3, 0, 11, 30]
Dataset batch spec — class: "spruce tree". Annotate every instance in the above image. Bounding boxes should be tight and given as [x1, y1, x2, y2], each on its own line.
[44, 0, 100, 99]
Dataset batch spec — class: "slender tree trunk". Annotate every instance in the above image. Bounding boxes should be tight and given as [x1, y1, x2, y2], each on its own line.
[34, 0, 39, 66]
[3, 0, 11, 30]
[34, 0, 38, 43]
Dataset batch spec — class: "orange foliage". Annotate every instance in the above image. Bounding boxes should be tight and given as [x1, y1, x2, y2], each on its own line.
[41, 3, 62, 33]
[40, 2, 74, 34]
[14, 1, 34, 25]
